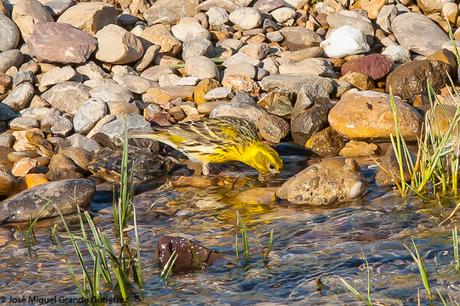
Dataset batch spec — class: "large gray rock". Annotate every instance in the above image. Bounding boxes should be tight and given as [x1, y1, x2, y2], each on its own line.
[27, 22, 97, 64]
[392, 12, 449, 56]
[0, 14, 20, 51]
[276, 158, 366, 205]
[41, 81, 91, 115]
[0, 179, 95, 224]
[0, 49, 23, 73]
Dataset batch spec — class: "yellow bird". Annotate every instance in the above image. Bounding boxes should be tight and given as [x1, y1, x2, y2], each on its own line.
[130, 116, 283, 178]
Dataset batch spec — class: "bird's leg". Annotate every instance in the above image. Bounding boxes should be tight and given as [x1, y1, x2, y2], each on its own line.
[202, 163, 209, 176]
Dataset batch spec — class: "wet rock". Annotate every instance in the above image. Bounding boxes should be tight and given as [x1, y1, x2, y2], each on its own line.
[375, 147, 415, 186]
[185, 56, 220, 80]
[233, 187, 278, 205]
[57, 2, 118, 35]
[2, 82, 35, 112]
[143, 0, 199, 25]
[157, 236, 226, 273]
[386, 60, 452, 100]
[341, 54, 394, 80]
[41, 81, 91, 115]
[171, 22, 210, 42]
[321, 25, 370, 58]
[277, 158, 366, 205]
[229, 8, 261, 30]
[40, 66, 77, 88]
[0, 179, 95, 224]
[46, 154, 84, 180]
[139, 24, 181, 56]
[88, 146, 170, 182]
[95, 24, 144, 65]
[339, 140, 379, 157]
[290, 85, 331, 146]
[73, 98, 107, 134]
[12, 0, 54, 41]
[279, 27, 323, 51]
[328, 91, 423, 140]
[91, 114, 151, 148]
[305, 127, 346, 157]
[391, 12, 449, 56]
[0, 49, 23, 73]
[27, 22, 98, 64]
[0, 13, 20, 51]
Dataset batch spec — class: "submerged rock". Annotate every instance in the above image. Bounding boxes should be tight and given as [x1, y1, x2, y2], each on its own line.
[157, 236, 226, 273]
[0, 179, 95, 224]
[276, 158, 366, 205]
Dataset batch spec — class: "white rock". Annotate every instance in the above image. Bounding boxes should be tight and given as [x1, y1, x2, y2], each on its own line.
[320, 25, 370, 58]
[73, 98, 107, 134]
[381, 44, 411, 63]
[206, 7, 229, 28]
[171, 22, 210, 42]
[40, 66, 77, 88]
[271, 7, 295, 23]
[223, 53, 261, 67]
[204, 87, 232, 100]
[177, 77, 200, 86]
[229, 8, 262, 30]
[185, 56, 220, 80]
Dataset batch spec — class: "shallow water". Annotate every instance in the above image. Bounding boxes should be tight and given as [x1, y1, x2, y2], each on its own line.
[0, 146, 459, 305]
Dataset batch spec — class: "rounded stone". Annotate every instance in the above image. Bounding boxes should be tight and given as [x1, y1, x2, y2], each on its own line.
[185, 56, 220, 80]
[229, 8, 262, 30]
[0, 49, 23, 73]
[0, 14, 20, 51]
[171, 22, 210, 42]
[95, 24, 144, 65]
[328, 90, 423, 140]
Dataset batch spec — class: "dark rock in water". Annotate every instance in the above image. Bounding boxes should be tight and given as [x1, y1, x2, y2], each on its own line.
[386, 60, 453, 100]
[88, 146, 172, 183]
[375, 147, 415, 187]
[0, 179, 95, 224]
[157, 236, 226, 273]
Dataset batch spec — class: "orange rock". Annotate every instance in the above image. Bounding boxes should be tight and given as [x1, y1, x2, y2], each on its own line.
[193, 78, 221, 104]
[25, 173, 48, 189]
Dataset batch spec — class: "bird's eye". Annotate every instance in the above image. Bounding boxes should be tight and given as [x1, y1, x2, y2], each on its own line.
[268, 163, 278, 174]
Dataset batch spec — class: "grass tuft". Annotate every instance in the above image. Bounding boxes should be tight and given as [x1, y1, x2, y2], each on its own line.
[404, 239, 432, 301]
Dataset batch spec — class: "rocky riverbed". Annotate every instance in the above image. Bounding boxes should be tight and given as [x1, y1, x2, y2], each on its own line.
[0, 0, 460, 304]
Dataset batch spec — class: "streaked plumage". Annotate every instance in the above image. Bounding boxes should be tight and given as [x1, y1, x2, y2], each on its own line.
[130, 116, 283, 177]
